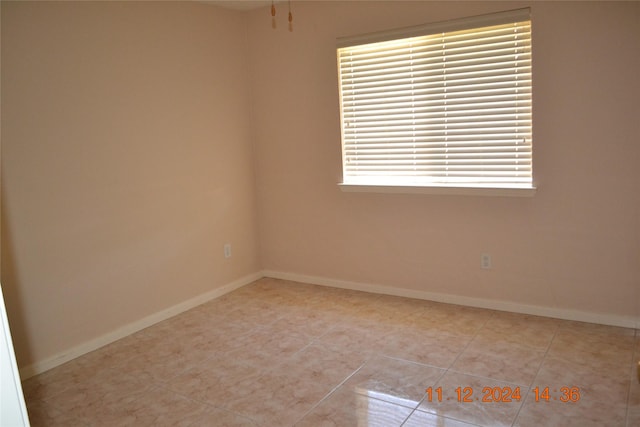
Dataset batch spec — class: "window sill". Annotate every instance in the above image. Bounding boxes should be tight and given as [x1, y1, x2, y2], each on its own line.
[338, 183, 536, 197]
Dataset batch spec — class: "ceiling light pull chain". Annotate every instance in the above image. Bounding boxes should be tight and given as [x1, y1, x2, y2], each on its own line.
[271, 0, 276, 29]
[271, 1, 293, 32]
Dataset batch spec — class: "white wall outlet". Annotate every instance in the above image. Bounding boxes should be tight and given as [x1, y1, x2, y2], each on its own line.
[481, 253, 491, 269]
[224, 243, 232, 259]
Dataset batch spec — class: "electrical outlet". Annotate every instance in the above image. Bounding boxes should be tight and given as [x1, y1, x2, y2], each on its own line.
[481, 253, 491, 269]
[224, 243, 232, 259]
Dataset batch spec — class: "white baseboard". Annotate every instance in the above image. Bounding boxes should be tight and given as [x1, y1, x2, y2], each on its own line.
[263, 270, 640, 330]
[20, 269, 638, 379]
[19, 272, 263, 379]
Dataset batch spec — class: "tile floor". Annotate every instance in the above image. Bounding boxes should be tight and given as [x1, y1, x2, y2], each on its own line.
[22, 278, 640, 426]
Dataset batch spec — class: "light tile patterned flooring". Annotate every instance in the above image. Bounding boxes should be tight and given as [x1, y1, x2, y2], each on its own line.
[23, 278, 640, 426]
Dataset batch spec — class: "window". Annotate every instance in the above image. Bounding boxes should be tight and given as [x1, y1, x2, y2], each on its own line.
[337, 9, 534, 196]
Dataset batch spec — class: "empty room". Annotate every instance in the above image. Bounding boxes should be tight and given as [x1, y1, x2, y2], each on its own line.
[1, 1, 638, 426]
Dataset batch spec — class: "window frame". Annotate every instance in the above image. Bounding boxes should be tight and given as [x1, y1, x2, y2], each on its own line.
[336, 8, 535, 197]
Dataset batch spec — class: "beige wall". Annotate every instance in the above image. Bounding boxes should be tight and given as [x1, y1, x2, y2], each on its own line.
[248, 2, 639, 318]
[1, 1, 260, 369]
[2, 0, 639, 372]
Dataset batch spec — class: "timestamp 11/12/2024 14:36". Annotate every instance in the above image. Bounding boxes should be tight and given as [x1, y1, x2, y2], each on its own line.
[425, 386, 581, 403]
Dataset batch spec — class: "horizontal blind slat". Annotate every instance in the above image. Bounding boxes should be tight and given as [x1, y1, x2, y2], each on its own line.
[338, 13, 532, 188]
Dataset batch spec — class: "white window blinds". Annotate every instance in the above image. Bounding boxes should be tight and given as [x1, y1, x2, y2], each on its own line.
[337, 9, 532, 189]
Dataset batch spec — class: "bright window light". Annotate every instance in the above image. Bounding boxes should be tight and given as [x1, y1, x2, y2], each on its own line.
[337, 9, 533, 191]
